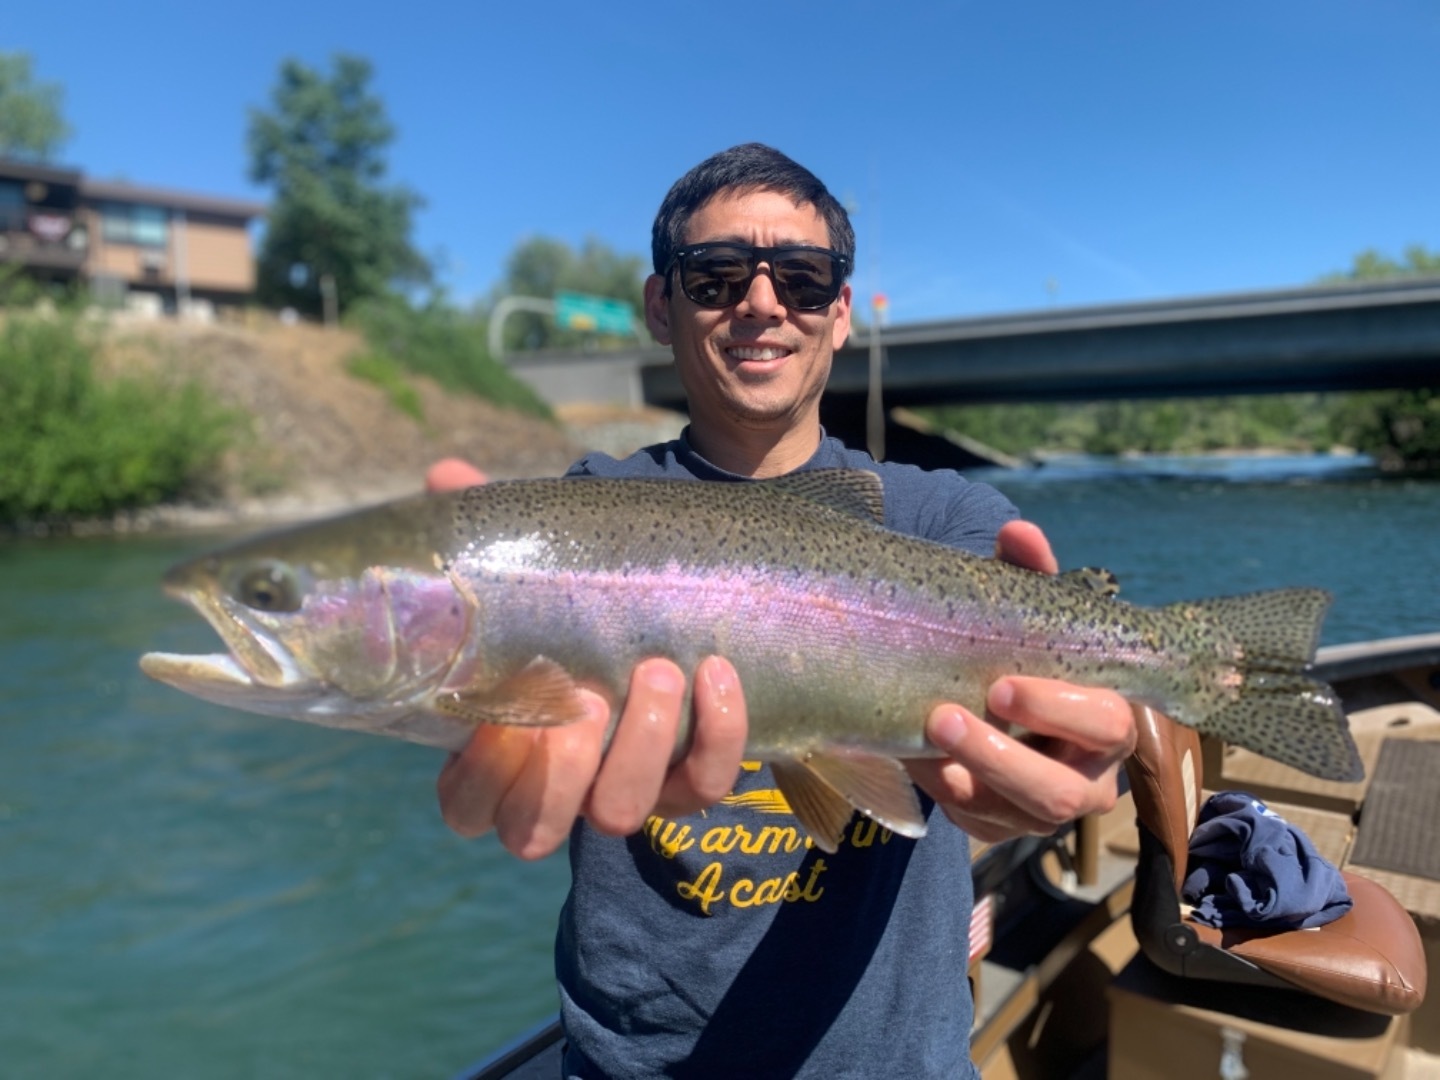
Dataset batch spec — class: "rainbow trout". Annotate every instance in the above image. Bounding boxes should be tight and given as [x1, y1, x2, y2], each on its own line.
[141, 471, 1363, 851]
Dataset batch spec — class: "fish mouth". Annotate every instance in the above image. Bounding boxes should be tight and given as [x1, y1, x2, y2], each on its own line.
[139, 587, 323, 716]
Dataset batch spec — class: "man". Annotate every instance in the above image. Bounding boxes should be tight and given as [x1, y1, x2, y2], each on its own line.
[431, 144, 1134, 1078]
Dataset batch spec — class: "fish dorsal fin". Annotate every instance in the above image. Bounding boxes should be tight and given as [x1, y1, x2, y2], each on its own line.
[761, 469, 885, 524]
[1059, 566, 1121, 597]
[431, 656, 589, 728]
[772, 748, 928, 853]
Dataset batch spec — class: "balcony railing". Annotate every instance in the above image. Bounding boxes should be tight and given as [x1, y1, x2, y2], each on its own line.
[0, 209, 88, 271]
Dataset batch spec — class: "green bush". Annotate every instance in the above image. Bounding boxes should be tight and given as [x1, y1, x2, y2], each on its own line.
[347, 295, 554, 420]
[0, 315, 238, 522]
[919, 395, 1337, 458]
[344, 350, 425, 422]
[1330, 389, 1440, 469]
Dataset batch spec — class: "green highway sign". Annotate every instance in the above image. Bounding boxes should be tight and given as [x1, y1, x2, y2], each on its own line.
[554, 292, 636, 336]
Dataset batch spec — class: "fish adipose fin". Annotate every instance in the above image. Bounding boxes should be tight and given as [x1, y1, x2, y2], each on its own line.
[1059, 567, 1120, 597]
[1177, 587, 1364, 783]
[772, 749, 928, 853]
[431, 656, 589, 728]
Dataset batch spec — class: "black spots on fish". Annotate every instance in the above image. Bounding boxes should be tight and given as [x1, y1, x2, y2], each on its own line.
[1202, 672, 1362, 781]
[1173, 588, 1331, 672]
[758, 469, 887, 523]
[449, 475, 950, 594]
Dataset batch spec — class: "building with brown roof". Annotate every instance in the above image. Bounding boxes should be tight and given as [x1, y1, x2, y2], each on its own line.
[0, 158, 266, 315]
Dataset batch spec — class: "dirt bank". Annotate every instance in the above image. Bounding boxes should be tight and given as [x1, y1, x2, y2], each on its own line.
[98, 317, 684, 532]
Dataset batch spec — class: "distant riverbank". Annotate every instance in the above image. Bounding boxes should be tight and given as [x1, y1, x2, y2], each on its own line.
[6, 447, 1386, 544]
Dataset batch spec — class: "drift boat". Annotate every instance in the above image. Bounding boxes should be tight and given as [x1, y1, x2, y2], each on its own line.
[454, 632, 1440, 1080]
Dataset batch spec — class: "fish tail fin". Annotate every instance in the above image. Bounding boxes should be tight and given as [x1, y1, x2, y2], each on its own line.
[1185, 587, 1331, 669]
[1175, 588, 1364, 782]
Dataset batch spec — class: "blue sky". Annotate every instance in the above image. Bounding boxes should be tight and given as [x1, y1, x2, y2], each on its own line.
[9, 1, 1438, 322]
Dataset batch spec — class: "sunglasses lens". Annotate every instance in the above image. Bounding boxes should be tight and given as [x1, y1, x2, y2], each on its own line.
[771, 250, 841, 309]
[679, 247, 753, 308]
[678, 246, 843, 310]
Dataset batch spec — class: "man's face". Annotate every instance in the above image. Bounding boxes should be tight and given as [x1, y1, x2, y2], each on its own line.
[644, 188, 852, 440]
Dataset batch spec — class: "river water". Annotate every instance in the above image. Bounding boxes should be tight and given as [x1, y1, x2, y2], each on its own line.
[3, 455, 1437, 1078]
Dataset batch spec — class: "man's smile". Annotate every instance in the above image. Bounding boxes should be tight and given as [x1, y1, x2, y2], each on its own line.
[724, 344, 793, 363]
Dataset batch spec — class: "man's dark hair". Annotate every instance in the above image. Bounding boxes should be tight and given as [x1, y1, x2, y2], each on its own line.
[651, 143, 856, 279]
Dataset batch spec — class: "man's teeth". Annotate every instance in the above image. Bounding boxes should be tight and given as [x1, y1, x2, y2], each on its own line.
[728, 346, 789, 361]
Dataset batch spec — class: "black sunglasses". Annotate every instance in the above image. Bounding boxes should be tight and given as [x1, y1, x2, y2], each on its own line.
[666, 243, 851, 311]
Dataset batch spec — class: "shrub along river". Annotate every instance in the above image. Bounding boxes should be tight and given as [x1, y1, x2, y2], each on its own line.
[2, 454, 1437, 1078]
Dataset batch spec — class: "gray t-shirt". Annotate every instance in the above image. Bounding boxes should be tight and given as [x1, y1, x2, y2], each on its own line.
[555, 430, 1017, 1079]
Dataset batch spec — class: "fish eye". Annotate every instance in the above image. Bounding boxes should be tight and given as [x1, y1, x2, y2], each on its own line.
[231, 561, 303, 613]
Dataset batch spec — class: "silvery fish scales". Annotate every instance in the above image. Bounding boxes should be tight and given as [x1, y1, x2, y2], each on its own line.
[141, 471, 1363, 851]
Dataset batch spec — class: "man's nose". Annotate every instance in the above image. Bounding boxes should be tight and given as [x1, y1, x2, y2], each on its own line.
[737, 265, 784, 318]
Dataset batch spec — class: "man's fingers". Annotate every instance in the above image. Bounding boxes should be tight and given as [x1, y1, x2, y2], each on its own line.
[987, 677, 1136, 756]
[654, 656, 747, 819]
[436, 724, 539, 838]
[426, 458, 488, 492]
[995, 520, 1058, 575]
[924, 705, 1120, 829]
[492, 702, 609, 860]
[905, 756, 1060, 838]
[585, 660, 685, 836]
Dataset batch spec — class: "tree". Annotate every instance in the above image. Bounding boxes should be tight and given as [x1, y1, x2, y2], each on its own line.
[0, 51, 71, 161]
[492, 235, 647, 351]
[247, 54, 430, 317]
[1321, 245, 1440, 283]
[1325, 245, 1440, 469]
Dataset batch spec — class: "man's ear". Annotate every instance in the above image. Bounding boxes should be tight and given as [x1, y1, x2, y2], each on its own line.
[643, 274, 672, 346]
[831, 282, 853, 351]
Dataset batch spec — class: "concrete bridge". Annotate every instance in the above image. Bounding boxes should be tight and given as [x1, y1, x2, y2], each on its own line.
[507, 276, 1440, 465]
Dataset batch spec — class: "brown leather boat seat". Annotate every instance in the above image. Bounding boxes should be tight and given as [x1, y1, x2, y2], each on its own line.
[1124, 705, 1427, 1015]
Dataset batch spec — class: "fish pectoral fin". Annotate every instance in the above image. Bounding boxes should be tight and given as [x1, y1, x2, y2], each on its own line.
[431, 656, 589, 728]
[772, 749, 929, 854]
[771, 760, 855, 855]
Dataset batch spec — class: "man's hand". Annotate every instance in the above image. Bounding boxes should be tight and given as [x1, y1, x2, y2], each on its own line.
[425, 459, 749, 860]
[905, 520, 1138, 843]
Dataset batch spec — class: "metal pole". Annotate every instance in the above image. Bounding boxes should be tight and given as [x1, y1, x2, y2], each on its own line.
[867, 295, 888, 461]
[173, 208, 190, 317]
[319, 273, 338, 328]
[487, 295, 559, 361]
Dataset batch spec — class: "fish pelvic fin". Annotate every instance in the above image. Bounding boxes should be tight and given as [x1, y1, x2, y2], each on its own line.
[431, 656, 589, 728]
[772, 748, 928, 854]
[1175, 588, 1364, 783]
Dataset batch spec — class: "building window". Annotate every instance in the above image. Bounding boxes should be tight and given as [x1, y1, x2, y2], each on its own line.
[0, 181, 23, 230]
[101, 202, 169, 248]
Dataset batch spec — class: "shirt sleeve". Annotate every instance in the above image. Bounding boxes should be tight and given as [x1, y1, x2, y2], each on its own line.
[874, 460, 1018, 556]
[927, 478, 1019, 556]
